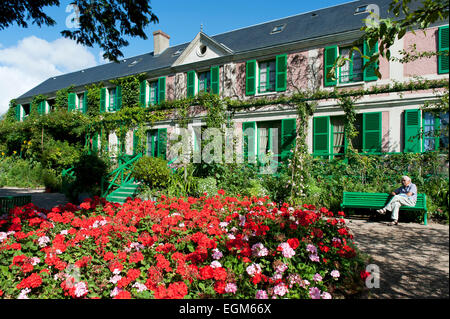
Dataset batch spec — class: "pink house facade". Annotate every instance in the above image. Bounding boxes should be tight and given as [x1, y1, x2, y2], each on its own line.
[13, 0, 449, 164]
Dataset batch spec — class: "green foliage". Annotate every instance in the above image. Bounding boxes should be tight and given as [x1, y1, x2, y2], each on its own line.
[71, 153, 108, 197]
[131, 156, 171, 189]
[40, 139, 81, 172]
[193, 176, 218, 197]
[54, 86, 74, 111]
[0, 156, 44, 188]
[41, 168, 62, 192]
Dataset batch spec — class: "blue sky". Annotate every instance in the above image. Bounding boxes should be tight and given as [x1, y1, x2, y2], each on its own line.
[0, 0, 352, 114]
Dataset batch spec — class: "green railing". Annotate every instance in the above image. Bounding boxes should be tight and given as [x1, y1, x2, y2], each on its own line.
[0, 195, 32, 214]
[61, 167, 76, 195]
[101, 153, 143, 198]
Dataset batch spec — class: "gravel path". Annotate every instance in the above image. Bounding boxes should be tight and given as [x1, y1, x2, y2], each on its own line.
[0, 187, 69, 211]
[345, 216, 449, 299]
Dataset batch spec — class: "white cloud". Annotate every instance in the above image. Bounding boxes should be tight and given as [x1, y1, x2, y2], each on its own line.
[0, 36, 99, 115]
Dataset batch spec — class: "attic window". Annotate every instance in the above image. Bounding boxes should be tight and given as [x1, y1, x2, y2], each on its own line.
[355, 5, 368, 14]
[128, 58, 142, 67]
[270, 24, 286, 34]
[197, 44, 208, 57]
[311, 13, 318, 17]
[172, 49, 184, 56]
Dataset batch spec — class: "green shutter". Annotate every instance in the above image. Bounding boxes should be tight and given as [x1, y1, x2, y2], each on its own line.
[82, 91, 88, 114]
[363, 112, 382, 153]
[363, 40, 379, 81]
[280, 118, 296, 162]
[158, 77, 166, 103]
[133, 131, 140, 156]
[324, 46, 337, 87]
[313, 116, 330, 156]
[211, 66, 220, 95]
[68, 93, 76, 112]
[15, 105, 21, 121]
[404, 109, 422, 153]
[100, 88, 106, 113]
[157, 128, 167, 160]
[139, 80, 147, 107]
[246, 60, 257, 96]
[438, 26, 449, 74]
[115, 86, 122, 110]
[275, 54, 287, 92]
[187, 71, 196, 98]
[243, 122, 256, 163]
[92, 134, 99, 153]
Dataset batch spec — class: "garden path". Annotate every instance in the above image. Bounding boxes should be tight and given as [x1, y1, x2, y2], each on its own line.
[0, 187, 69, 210]
[345, 216, 449, 299]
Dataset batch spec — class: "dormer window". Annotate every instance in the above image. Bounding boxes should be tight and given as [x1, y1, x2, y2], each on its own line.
[355, 5, 368, 14]
[270, 24, 286, 34]
[197, 44, 208, 57]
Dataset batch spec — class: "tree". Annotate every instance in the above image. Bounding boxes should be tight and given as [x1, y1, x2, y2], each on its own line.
[0, 0, 159, 62]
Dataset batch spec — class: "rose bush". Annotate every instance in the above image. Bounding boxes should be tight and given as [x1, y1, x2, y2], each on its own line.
[0, 191, 367, 299]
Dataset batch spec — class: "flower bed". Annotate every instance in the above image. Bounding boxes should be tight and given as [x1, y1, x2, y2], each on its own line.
[0, 191, 367, 299]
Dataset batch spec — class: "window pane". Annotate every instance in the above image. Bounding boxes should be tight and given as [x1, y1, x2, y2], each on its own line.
[149, 82, 157, 105]
[352, 48, 363, 81]
[268, 61, 276, 91]
[260, 62, 267, 92]
[424, 138, 435, 151]
[331, 116, 345, 154]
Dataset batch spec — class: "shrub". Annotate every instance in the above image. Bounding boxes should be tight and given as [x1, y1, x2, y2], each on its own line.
[194, 176, 218, 197]
[41, 168, 62, 192]
[0, 156, 44, 188]
[131, 156, 171, 189]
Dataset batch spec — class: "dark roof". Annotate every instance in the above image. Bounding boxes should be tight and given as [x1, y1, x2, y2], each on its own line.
[15, 0, 430, 101]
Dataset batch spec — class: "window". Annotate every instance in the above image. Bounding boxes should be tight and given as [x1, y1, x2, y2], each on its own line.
[324, 42, 378, 87]
[423, 112, 449, 151]
[77, 93, 84, 112]
[270, 24, 286, 34]
[146, 128, 167, 159]
[149, 81, 158, 106]
[314, 113, 375, 158]
[187, 67, 219, 97]
[109, 88, 116, 112]
[338, 46, 363, 84]
[404, 109, 449, 153]
[198, 71, 211, 94]
[245, 55, 287, 96]
[243, 119, 295, 169]
[259, 60, 276, 93]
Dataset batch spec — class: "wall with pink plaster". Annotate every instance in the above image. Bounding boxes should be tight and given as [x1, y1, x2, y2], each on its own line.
[404, 27, 439, 77]
[287, 51, 311, 92]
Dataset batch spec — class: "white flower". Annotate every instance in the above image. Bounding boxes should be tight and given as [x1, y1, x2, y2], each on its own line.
[210, 261, 222, 268]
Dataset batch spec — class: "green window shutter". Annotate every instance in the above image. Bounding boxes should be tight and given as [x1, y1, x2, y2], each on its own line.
[115, 86, 122, 110]
[15, 105, 21, 121]
[438, 26, 449, 74]
[280, 118, 296, 162]
[404, 109, 422, 153]
[246, 60, 257, 96]
[187, 71, 196, 98]
[324, 46, 337, 87]
[158, 77, 166, 103]
[313, 116, 330, 155]
[243, 122, 256, 163]
[363, 40, 379, 81]
[275, 54, 287, 92]
[68, 93, 76, 112]
[133, 131, 140, 156]
[100, 88, 106, 113]
[92, 134, 99, 153]
[211, 66, 220, 95]
[139, 80, 147, 107]
[82, 91, 88, 114]
[362, 112, 382, 153]
[157, 128, 167, 160]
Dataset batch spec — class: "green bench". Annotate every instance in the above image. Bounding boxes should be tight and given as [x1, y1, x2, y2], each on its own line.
[340, 192, 428, 225]
[0, 195, 32, 214]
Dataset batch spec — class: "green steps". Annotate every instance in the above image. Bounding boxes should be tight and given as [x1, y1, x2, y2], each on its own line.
[106, 182, 140, 204]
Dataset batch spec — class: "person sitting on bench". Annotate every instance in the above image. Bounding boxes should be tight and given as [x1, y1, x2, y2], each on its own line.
[376, 176, 417, 226]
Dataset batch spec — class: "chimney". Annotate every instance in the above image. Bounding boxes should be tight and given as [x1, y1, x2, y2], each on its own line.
[153, 30, 170, 55]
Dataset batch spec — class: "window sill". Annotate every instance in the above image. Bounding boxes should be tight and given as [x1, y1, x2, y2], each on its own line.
[336, 81, 365, 88]
[255, 91, 278, 97]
